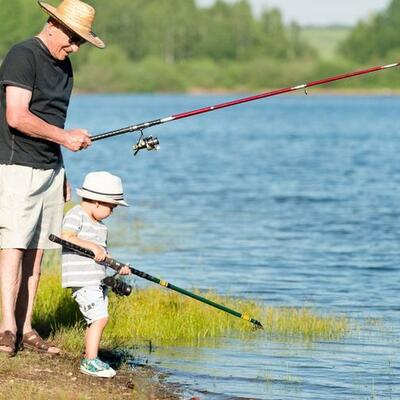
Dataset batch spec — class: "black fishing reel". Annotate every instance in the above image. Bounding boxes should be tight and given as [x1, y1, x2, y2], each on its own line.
[133, 132, 160, 156]
[101, 275, 132, 296]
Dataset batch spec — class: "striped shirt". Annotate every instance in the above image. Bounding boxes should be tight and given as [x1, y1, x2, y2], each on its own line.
[61, 205, 108, 288]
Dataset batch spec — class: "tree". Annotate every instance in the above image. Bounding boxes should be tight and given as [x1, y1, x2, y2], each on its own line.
[0, 0, 43, 59]
[340, 0, 400, 62]
[141, 0, 200, 63]
[194, 0, 255, 60]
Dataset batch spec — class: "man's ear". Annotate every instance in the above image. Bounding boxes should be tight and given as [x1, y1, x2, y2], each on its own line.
[47, 17, 61, 33]
[47, 20, 57, 36]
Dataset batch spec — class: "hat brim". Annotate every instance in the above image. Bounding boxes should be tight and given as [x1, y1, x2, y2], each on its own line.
[76, 188, 129, 207]
[38, 1, 106, 49]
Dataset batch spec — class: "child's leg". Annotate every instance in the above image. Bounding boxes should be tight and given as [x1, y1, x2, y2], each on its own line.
[85, 317, 108, 359]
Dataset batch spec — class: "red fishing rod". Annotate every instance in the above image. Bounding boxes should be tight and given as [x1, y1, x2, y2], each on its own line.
[91, 62, 400, 154]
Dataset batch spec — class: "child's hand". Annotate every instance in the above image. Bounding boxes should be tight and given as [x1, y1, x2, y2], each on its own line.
[119, 265, 131, 275]
[91, 245, 107, 262]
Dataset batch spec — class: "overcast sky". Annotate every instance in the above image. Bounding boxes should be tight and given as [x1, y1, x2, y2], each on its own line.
[196, 0, 391, 26]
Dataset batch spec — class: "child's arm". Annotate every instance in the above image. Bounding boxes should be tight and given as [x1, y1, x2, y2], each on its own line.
[61, 231, 107, 262]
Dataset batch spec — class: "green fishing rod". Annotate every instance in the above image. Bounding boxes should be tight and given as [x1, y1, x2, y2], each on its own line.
[49, 234, 263, 329]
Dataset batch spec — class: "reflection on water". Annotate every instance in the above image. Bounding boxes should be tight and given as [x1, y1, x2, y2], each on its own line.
[65, 94, 400, 399]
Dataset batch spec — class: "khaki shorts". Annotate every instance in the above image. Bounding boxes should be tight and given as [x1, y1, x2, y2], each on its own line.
[0, 164, 64, 249]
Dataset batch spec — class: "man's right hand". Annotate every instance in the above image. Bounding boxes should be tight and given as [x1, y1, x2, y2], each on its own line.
[63, 129, 92, 151]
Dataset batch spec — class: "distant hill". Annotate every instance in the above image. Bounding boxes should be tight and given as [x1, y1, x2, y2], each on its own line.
[300, 26, 351, 60]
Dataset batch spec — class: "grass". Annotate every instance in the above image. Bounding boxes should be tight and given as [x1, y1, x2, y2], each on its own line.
[301, 26, 351, 60]
[33, 251, 350, 356]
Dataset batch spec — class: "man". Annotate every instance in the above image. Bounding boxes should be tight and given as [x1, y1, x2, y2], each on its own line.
[0, 0, 105, 356]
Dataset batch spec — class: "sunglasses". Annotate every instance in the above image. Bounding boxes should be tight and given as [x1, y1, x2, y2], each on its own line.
[65, 29, 86, 46]
[56, 22, 86, 46]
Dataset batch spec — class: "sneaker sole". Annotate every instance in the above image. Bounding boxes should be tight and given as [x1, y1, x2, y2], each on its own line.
[80, 366, 116, 378]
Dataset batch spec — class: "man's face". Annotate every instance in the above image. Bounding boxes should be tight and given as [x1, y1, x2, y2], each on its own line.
[49, 20, 86, 60]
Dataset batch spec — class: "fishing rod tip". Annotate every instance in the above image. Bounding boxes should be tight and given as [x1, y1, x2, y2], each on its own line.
[252, 320, 264, 330]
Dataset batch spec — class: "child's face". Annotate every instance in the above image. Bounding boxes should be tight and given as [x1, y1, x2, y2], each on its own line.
[93, 201, 117, 221]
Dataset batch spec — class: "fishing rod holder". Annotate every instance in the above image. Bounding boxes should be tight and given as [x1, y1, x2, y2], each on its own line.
[133, 133, 160, 156]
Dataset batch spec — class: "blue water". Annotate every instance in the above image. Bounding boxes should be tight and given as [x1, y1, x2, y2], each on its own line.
[64, 93, 400, 399]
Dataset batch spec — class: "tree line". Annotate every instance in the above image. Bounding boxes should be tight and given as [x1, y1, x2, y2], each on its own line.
[0, 0, 314, 62]
[0, 0, 399, 91]
[340, 0, 400, 63]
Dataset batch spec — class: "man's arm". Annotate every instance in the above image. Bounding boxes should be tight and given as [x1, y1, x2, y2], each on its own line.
[5, 86, 91, 152]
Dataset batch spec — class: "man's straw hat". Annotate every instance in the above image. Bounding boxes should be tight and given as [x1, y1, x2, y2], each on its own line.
[38, 0, 105, 49]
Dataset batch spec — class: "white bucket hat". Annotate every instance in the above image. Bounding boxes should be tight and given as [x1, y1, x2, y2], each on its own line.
[76, 171, 129, 206]
[38, 0, 105, 49]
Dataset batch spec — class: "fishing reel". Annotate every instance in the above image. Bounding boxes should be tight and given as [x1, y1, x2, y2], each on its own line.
[101, 274, 132, 296]
[133, 132, 160, 156]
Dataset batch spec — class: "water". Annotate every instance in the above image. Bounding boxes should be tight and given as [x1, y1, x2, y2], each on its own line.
[64, 93, 400, 399]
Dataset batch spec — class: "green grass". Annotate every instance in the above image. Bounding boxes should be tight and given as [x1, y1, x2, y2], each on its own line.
[31, 252, 350, 355]
[301, 26, 351, 60]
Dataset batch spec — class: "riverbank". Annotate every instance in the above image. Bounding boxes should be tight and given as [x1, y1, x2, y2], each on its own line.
[72, 86, 400, 97]
[0, 350, 181, 400]
[185, 87, 400, 96]
[0, 258, 349, 399]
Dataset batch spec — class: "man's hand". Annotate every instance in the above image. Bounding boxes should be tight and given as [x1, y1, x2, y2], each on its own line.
[5, 87, 91, 151]
[63, 129, 92, 151]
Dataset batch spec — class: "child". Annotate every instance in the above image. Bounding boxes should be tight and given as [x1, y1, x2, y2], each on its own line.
[61, 171, 130, 378]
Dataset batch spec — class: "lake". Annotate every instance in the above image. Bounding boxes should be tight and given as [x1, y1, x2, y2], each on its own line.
[64, 93, 400, 399]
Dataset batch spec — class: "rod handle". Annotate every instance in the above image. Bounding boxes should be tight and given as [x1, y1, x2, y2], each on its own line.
[49, 234, 124, 272]
[49, 234, 94, 257]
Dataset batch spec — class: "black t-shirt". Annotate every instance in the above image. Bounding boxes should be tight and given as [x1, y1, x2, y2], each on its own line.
[0, 37, 73, 169]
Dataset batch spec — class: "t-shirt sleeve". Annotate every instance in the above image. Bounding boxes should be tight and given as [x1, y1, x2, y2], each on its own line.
[62, 208, 83, 235]
[1, 44, 36, 91]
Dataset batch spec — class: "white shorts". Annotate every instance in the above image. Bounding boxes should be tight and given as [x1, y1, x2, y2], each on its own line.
[0, 164, 64, 249]
[72, 285, 109, 325]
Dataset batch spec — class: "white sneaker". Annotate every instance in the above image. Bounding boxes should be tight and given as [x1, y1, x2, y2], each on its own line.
[80, 357, 116, 378]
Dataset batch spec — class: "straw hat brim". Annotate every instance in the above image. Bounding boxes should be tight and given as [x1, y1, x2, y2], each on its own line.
[38, 1, 105, 49]
[76, 188, 129, 207]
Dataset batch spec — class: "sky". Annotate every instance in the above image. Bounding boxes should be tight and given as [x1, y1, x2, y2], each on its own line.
[196, 0, 391, 26]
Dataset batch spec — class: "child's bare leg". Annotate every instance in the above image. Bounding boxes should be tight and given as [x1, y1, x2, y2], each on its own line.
[85, 317, 108, 359]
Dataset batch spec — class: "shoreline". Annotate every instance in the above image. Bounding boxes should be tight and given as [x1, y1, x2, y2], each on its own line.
[72, 87, 400, 96]
[0, 350, 182, 400]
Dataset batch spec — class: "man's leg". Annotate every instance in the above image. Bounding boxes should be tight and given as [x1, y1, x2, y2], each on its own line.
[15, 249, 60, 354]
[15, 249, 43, 334]
[0, 248, 23, 352]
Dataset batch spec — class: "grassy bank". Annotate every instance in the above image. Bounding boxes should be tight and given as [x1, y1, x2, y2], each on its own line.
[0, 253, 349, 399]
[35, 252, 349, 353]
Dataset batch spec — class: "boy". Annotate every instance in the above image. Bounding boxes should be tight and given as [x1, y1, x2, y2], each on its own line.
[61, 171, 130, 378]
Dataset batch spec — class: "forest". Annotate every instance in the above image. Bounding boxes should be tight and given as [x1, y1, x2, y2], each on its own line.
[0, 0, 399, 91]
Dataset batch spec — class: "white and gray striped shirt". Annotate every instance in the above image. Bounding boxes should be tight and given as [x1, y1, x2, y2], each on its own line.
[61, 205, 108, 288]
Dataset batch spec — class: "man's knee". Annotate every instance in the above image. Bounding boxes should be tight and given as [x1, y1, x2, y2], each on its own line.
[0, 248, 24, 266]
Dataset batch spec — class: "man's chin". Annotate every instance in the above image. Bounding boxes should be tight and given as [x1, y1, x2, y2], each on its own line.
[58, 50, 70, 61]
